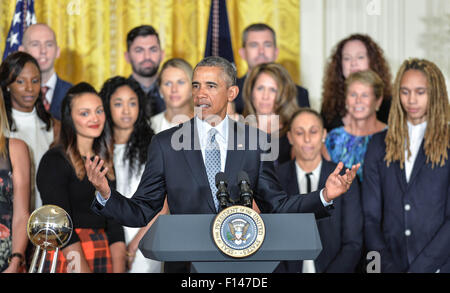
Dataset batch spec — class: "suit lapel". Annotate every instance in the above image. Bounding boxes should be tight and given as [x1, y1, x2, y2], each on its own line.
[285, 161, 300, 195]
[182, 118, 216, 212]
[224, 119, 245, 191]
[49, 76, 60, 113]
[391, 160, 407, 193]
[318, 160, 331, 190]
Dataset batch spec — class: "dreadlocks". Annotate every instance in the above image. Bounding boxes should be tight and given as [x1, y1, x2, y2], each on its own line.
[385, 58, 449, 169]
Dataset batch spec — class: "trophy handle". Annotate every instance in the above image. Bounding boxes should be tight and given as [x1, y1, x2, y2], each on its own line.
[29, 246, 41, 273]
[50, 247, 59, 273]
[37, 249, 47, 273]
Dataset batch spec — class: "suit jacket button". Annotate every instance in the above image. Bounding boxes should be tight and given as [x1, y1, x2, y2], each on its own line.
[404, 204, 411, 211]
[405, 229, 411, 236]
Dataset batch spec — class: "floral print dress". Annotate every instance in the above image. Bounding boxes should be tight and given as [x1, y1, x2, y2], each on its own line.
[0, 138, 13, 272]
[325, 127, 383, 181]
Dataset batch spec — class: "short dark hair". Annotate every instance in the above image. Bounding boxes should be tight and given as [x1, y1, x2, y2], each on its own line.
[126, 25, 160, 51]
[242, 23, 276, 48]
[194, 56, 237, 87]
[288, 107, 324, 131]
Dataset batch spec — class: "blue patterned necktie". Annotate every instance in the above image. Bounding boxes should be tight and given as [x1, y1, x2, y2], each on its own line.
[205, 128, 221, 211]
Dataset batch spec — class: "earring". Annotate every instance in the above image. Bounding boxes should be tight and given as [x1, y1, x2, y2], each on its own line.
[6, 87, 10, 92]
[322, 138, 326, 143]
[345, 104, 348, 110]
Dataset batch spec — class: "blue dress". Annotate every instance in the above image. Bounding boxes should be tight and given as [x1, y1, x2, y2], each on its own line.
[325, 127, 381, 181]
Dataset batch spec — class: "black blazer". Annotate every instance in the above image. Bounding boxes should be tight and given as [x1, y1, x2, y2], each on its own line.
[274, 159, 363, 273]
[234, 74, 310, 114]
[49, 75, 72, 120]
[363, 130, 450, 273]
[91, 118, 332, 227]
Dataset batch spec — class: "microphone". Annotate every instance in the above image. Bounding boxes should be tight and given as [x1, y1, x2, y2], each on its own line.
[238, 171, 253, 208]
[215, 172, 231, 210]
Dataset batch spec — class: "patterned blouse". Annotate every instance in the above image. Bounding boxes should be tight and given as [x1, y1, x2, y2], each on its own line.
[325, 127, 383, 181]
[0, 138, 13, 272]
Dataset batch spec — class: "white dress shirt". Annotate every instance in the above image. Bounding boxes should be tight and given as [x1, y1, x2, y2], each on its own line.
[295, 160, 322, 195]
[405, 121, 427, 182]
[43, 72, 57, 105]
[195, 115, 228, 173]
[295, 161, 323, 273]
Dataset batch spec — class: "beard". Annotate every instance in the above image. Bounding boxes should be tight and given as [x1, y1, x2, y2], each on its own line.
[131, 59, 160, 78]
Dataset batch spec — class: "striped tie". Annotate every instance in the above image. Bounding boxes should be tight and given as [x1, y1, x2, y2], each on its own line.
[41, 86, 50, 112]
[205, 128, 221, 211]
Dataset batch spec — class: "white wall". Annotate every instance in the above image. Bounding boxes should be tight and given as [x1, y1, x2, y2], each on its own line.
[300, 0, 450, 111]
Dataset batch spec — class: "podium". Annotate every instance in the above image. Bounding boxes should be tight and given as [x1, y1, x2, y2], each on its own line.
[139, 213, 322, 273]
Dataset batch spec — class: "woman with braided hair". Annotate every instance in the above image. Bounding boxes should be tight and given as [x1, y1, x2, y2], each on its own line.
[362, 58, 449, 273]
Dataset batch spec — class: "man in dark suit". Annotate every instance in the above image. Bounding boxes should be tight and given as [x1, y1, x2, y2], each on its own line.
[87, 56, 359, 273]
[19, 23, 72, 120]
[273, 108, 363, 273]
[125, 25, 165, 118]
[234, 23, 310, 114]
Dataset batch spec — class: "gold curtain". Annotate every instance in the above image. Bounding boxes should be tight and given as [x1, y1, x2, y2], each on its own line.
[0, 0, 300, 90]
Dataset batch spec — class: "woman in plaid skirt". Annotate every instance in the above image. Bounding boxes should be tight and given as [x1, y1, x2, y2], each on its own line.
[37, 82, 126, 273]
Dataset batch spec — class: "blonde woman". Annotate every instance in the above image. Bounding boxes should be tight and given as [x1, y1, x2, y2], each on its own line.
[325, 70, 387, 181]
[151, 58, 194, 134]
[0, 90, 30, 273]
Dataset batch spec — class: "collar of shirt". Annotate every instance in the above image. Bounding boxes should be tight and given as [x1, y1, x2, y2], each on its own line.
[196, 115, 229, 172]
[405, 120, 427, 182]
[295, 160, 322, 194]
[407, 120, 427, 144]
[129, 75, 157, 95]
[142, 82, 157, 95]
[12, 107, 37, 117]
[42, 73, 57, 104]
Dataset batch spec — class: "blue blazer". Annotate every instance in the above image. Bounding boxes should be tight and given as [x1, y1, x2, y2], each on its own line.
[363, 130, 450, 273]
[274, 159, 363, 273]
[234, 74, 310, 114]
[49, 75, 72, 120]
[91, 118, 332, 227]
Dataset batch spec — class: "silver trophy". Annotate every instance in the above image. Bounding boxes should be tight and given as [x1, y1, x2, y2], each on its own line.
[27, 205, 73, 273]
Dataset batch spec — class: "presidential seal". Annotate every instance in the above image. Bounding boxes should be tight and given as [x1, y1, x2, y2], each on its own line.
[212, 205, 265, 258]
